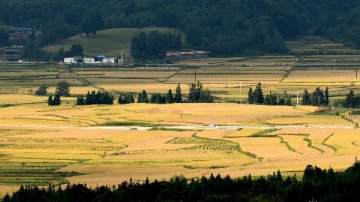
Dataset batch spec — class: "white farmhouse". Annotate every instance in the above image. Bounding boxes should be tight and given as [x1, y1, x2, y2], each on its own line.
[83, 57, 95, 64]
[64, 57, 76, 64]
[102, 57, 116, 64]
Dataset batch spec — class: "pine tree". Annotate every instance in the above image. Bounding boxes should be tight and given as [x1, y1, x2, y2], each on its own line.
[248, 87, 254, 104]
[52, 94, 61, 106]
[325, 87, 329, 106]
[137, 93, 142, 103]
[166, 89, 174, 104]
[302, 90, 311, 105]
[344, 90, 355, 108]
[264, 94, 270, 105]
[85, 92, 92, 105]
[174, 84, 182, 103]
[141, 90, 148, 103]
[253, 83, 264, 104]
[47, 95, 53, 106]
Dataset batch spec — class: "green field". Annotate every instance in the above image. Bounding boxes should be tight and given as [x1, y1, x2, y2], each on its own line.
[43, 27, 176, 57]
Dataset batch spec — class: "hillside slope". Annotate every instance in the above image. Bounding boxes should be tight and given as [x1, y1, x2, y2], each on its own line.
[43, 27, 176, 56]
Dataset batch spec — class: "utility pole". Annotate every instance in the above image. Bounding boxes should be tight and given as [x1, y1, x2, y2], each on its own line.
[356, 68, 358, 79]
[333, 59, 336, 72]
[297, 91, 299, 107]
[194, 70, 197, 83]
[225, 74, 228, 88]
[239, 81, 242, 103]
[332, 102, 335, 116]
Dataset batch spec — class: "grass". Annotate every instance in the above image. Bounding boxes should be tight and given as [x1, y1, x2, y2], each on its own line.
[44, 27, 177, 56]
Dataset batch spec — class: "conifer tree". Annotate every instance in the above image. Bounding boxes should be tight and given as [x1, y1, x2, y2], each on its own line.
[174, 84, 182, 103]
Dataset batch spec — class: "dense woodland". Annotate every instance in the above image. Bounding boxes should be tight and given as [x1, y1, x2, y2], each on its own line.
[3, 162, 360, 202]
[1, 0, 360, 58]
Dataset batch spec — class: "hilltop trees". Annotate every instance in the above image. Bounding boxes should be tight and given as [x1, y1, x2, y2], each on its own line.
[81, 12, 104, 36]
[131, 31, 182, 60]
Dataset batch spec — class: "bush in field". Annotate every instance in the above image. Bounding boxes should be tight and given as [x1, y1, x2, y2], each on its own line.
[48, 94, 61, 106]
[35, 84, 48, 96]
[55, 81, 70, 97]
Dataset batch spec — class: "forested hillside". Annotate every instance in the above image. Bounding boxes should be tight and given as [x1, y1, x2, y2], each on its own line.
[1, 0, 360, 56]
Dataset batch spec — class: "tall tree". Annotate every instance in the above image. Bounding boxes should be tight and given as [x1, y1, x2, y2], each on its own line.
[253, 83, 264, 104]
[174, 84, 182, 103]
[166, 89, 174, 104]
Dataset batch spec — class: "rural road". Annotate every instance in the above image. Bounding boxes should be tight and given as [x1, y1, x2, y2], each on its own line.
[0, 124, 355, 131]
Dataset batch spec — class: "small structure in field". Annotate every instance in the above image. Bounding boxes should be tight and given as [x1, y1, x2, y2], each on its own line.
[102, 57, 116, 64]
[8, 27, 35, 43]
[83, 57, 95, 64]
[166, 51, 210, 60]
[1, 47, 23, 60]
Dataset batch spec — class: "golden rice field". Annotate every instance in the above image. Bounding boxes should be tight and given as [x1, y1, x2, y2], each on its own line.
[2, 37, 360, 196]
[0, 93, 360, 196]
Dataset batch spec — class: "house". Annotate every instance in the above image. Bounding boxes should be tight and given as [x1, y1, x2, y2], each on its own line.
[166, 51, 210, 60]
[8, 27, 34, 43]
[102, 57, 116, 64]
[1, 47, 23, 60]
[83, 57, 95, 64]
[64, 57, 77, 64]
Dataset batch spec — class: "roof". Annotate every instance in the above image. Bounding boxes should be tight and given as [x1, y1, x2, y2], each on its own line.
[166, 51, 210, 57]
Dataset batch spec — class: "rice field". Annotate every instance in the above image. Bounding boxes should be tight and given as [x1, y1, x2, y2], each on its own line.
[2, 36, 360, 196]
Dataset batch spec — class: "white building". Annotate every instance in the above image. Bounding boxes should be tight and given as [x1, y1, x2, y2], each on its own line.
[83, 57, 95, 64]
[102, 57, 116, 64]
[64, 57, 77, 64]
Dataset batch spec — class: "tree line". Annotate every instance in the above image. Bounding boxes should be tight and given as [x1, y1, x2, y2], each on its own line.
[248, 83, 291, 106]
[4, 0, 360, 59]
[75, 82, 212, 106]
[4, 162, 360, 202]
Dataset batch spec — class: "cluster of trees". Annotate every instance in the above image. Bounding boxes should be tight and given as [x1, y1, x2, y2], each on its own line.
[77, 91, 114, 105]
[188, 82, 213, 103]
[118, 94, 135, 104]
[5, 162, 360, 201]
[137, 84, 183, 104]
[344, 90, 360, 108]
[248, 83, 291, 106]
[302, 87, 329, 106]
[34, 84, 48, 96]
[131, 31, 182, 60]
[4, 0, 360, 58]
[47, 94, 61, 106]
[41, 81, 70, 106]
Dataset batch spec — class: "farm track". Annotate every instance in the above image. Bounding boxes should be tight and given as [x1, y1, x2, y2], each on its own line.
[0, 124, 354, 131]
